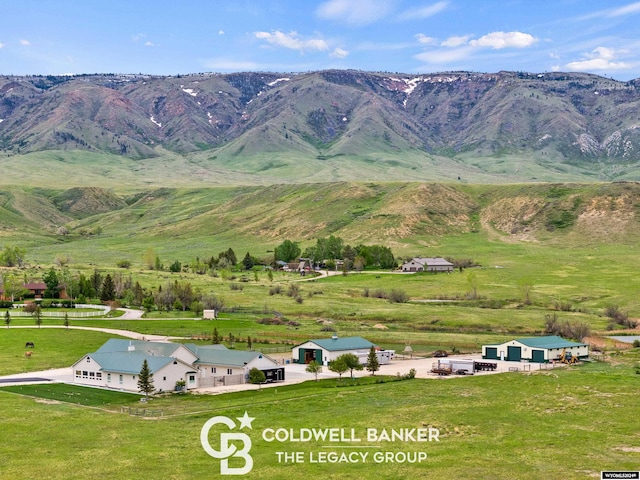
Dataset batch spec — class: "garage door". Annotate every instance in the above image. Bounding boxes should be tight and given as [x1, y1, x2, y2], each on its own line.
[507, 346, 521, 362]
[485, 347, 498, 360]
[531, 349, 545, 363]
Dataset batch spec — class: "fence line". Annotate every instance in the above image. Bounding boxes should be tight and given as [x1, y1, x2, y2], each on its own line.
[8, 303, 111, 318]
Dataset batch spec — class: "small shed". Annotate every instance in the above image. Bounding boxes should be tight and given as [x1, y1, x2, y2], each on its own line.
[482, 336, 589, 363]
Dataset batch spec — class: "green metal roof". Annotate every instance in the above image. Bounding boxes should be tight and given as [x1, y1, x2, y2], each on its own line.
[191, 345, 265, 367]
[516, 336, 586, 349]
[96, 339, 182, 357]
[89, 352, 175, 375]
[307, 336, 375, 352]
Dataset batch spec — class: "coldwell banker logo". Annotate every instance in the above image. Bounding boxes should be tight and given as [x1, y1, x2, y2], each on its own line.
[202, 412, 440, 475]
[200, 412, 255, 475]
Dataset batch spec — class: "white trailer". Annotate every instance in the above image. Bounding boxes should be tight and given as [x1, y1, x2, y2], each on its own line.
[431, 359, 475, 375]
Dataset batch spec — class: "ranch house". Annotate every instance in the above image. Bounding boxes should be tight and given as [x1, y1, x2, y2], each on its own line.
[72, 339, 283, 393]
[292, 335, 394, 366]
[401, 257, 454, 273]
[482, 336, 589, 363]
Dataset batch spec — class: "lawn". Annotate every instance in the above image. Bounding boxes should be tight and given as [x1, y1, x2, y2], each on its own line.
[0, 329, 128, 375]
[0, 355, 639, 479]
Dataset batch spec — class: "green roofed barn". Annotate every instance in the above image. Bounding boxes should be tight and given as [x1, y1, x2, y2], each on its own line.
[482, 336, 589, 363]
[292, 335, 394, 366]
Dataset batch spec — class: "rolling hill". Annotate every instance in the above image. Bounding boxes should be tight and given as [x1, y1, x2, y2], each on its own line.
[2, 70, 640, 185]
[0, 182, 638, 265]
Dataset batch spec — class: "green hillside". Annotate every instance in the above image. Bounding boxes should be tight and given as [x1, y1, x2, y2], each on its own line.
[0, 181, 638, 266]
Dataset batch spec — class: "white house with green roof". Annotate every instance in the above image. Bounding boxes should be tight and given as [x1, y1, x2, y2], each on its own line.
[482, 336, 589, 363]
[72, 339, 282, 393]
[292, 335, 394, 366]
[185, 344, 283, 386]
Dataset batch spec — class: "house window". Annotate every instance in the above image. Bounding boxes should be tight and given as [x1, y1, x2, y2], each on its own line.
[212, 367, 216, 373]
[119, 375, 123, 384]
[107, 374, 111, 382]
[86, 357, 91, 363]
[82, 371, 88, 378]
[96, 372, 102, 379]
[75, 370, 81, 377]
[189, 375, 195, 384]
[163, 376, 166, 381]
[89, 372, 95, 378]
[227, 368, 232, 375]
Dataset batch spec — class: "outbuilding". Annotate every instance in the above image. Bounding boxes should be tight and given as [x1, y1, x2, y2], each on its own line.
[292, 336, 394, 366]
[482, 336, 589, 363]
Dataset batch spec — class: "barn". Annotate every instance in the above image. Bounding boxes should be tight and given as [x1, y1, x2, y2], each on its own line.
[292, 335, 394, 366]
[482, 336, 589, 363]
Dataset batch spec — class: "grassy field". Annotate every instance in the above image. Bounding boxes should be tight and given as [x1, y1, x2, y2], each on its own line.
[0, 355, 639, 479]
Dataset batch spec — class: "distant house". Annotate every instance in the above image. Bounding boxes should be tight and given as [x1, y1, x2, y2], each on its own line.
[72, 339, 283, 393]
[292, 335, 394, 366]
[482, 336, 589, 363]
[401, 257, 454, 273]
[0, 281, 68, 301]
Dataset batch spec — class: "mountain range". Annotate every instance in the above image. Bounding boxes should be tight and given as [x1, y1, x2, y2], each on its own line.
[2, 70, 640, 185]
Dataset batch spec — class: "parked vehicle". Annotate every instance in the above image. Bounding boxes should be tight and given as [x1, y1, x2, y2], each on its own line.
[431, 359, 497, 376]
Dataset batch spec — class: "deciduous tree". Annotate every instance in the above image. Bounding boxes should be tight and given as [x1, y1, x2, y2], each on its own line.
[305, 360, 322, 381]
[274, 240, 301, 263]
[328, 357, 348, 379]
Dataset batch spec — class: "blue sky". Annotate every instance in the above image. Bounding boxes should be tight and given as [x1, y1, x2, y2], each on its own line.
[2, 0, 640, 80]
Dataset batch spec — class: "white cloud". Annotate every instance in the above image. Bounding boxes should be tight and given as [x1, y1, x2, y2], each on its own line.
[218, 30, 225, 35]
[610, 1, 640, 16]
[398, 1, 448, 21]
[144, 41, 157, 47]
[415, 46, 474, 64]
[469, 31, 538, 49]
[566, 47, 631, 71]
[579, 1, 640, 20]
[20, 39, 30, 46]
[0, 43, 4, 49]
[255, 30, 329, 53]
[415, 34, 436, 45]
[330, 47, 349, 58]
[315, 0, 396, 26]
[441, 35, 470, 48]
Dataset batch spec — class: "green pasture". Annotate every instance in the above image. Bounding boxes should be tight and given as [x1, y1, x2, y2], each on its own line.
[1, 356, 639, 479]
[0, 329, 126, 376]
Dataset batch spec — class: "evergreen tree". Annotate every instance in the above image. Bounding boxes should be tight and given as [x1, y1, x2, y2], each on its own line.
[34, 305, 42, 328]
[4, 310, 10, 328]
[137, 359, 155, 397]
[90, 270, 103, 297]
[42, 268, 59, 298]
[63, 312, 69, 330]
[100, 274, 116, 302]
[242, 252, 254, 270]
[212, 327, 222, 344]
[366, 346, 380, 375]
